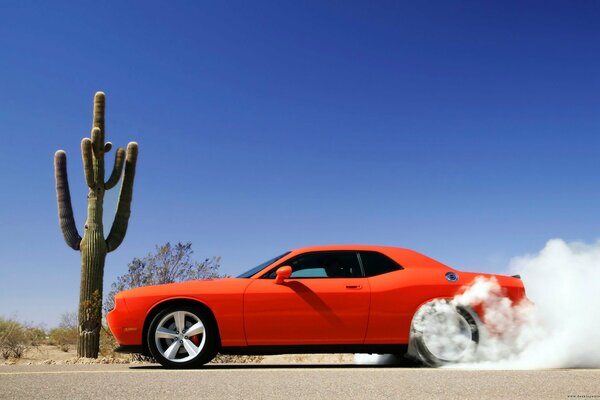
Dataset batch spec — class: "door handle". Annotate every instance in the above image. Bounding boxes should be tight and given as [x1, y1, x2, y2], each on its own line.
[345, 285, 362, 289]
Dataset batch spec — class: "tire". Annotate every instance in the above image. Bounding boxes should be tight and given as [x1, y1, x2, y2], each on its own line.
[147, 305, 218, 368]
[407, 300, 479, 367]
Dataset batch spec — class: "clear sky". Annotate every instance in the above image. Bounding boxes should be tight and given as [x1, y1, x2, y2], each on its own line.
[1, 1, 599, 327]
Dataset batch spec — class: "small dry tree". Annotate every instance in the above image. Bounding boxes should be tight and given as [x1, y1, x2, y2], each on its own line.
[54, 92, 138, 358]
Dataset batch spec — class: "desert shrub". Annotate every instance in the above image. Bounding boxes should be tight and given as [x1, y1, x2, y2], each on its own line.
[48, 327, 78, 348]
[48, 312, 78, 350]
[59, 312, 78, 330]
[0, 317, 29, 359]
[25, 326, 46, 346]
[99, 326, 118, 357]
[210, 354, 265, 364]
[129, 353, 155, 362]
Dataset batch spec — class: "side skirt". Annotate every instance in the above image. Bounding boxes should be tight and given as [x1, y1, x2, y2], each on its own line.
[220, 344, 408, 356]
[114, 345, 144, 354]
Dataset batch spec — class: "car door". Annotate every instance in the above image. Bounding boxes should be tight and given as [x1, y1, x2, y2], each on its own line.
[243, 251, 371, 345]
[360, 250, 409, 343]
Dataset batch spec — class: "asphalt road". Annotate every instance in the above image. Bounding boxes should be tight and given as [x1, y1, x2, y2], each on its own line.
[1, 363, 599, 400]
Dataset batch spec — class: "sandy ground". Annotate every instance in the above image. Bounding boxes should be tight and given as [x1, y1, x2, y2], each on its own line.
[2, 345, 83, 365]
[1, 344, 355, 365]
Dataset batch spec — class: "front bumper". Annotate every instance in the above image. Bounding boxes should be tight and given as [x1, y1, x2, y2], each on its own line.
[106, 295, 144, 346]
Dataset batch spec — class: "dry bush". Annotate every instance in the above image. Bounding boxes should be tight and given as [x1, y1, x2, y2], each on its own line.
[129, 353, 155, 363]
[25, 326, 46, 347]
[2, 343, 26, 359]
[59, 312, 78, 330]
[47, 311, 78, 350]
[99, 326, 118, 357]
[0, 317, 29, 359]
[48, 327, 78, 349]
[210, 354, 264, 364]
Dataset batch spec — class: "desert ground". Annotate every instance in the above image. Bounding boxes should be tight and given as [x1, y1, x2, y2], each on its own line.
[0, 344, 354, 365]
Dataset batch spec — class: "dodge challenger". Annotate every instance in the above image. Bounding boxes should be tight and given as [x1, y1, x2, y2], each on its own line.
[107, 245, 526, 368]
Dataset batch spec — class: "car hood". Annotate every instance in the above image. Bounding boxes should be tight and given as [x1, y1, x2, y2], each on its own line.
[117, 278, 247, 299]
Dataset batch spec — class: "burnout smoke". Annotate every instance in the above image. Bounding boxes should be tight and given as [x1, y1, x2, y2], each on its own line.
[355, 239, 600, 368]
[481, 238, 600, 368]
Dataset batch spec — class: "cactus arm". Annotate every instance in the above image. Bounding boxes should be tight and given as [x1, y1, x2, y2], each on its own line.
[93, 92, 105, 142]
[54, 150, 82, 250]
[104, 147, 125, 190]
[91, 127, 102, 157]
[105, 142, 138, 252]
[81, 138, 95, 188]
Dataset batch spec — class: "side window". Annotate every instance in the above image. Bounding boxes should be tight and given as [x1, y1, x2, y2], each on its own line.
[263, 251, 362, 278]
[359, 251, 402, 277]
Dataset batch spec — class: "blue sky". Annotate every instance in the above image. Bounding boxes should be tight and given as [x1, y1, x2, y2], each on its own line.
[1, 1, 599, 327]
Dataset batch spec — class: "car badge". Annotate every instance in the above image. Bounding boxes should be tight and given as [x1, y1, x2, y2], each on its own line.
[445, 272, 459, 282]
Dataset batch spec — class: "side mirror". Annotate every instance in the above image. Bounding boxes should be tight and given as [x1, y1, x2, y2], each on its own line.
[275, 266, 292, 284]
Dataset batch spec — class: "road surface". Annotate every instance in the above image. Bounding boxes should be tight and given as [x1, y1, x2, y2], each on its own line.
[1, 363, 599, 399]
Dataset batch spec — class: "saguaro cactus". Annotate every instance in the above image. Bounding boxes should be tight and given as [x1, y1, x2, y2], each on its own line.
[54, 92, 138, 358]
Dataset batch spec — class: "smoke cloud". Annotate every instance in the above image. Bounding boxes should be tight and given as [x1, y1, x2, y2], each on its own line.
[355, 239, 600, 368]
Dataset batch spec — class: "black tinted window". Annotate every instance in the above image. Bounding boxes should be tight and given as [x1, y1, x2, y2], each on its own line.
[359, 251, 402, 276]
[263, 251, 362, 278]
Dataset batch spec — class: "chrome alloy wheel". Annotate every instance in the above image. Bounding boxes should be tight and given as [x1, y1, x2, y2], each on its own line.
[154, 311, 207, 363]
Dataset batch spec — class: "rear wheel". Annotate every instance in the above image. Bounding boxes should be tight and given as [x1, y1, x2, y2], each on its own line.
[408, 300, 479, 367]
[147, 305, 218, 368]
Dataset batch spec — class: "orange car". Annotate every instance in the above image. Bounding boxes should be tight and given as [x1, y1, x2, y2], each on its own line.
[107, 245, 526, 368]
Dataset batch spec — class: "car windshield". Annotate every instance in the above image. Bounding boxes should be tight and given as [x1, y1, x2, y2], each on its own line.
[237, 252, 290, 278]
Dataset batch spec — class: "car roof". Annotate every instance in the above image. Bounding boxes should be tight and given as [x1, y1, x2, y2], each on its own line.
[282, 245, 453, 271]
[290, 244, 410, 253]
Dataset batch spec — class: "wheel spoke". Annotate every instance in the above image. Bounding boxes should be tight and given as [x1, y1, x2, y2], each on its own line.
[156, 327, 178, 339]
[163, 340, 182, 360]
[185, 321, 204, 337]
[182, 339, 199, 358]
[174, 311, 186, 332]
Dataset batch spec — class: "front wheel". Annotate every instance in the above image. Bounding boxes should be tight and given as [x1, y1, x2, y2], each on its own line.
[407, 300, 479, 367]
[147, 305, 218, 368]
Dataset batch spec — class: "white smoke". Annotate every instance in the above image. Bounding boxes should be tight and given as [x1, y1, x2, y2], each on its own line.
[448, 276, 541, 367]
[355, 239, 600, 368]
[474, 238, 600, 368]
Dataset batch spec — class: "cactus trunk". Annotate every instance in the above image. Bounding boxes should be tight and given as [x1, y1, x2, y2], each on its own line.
[78, 244, 106, 356]
[54, 92, 138, 358]
[78, 184, 107, 357]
